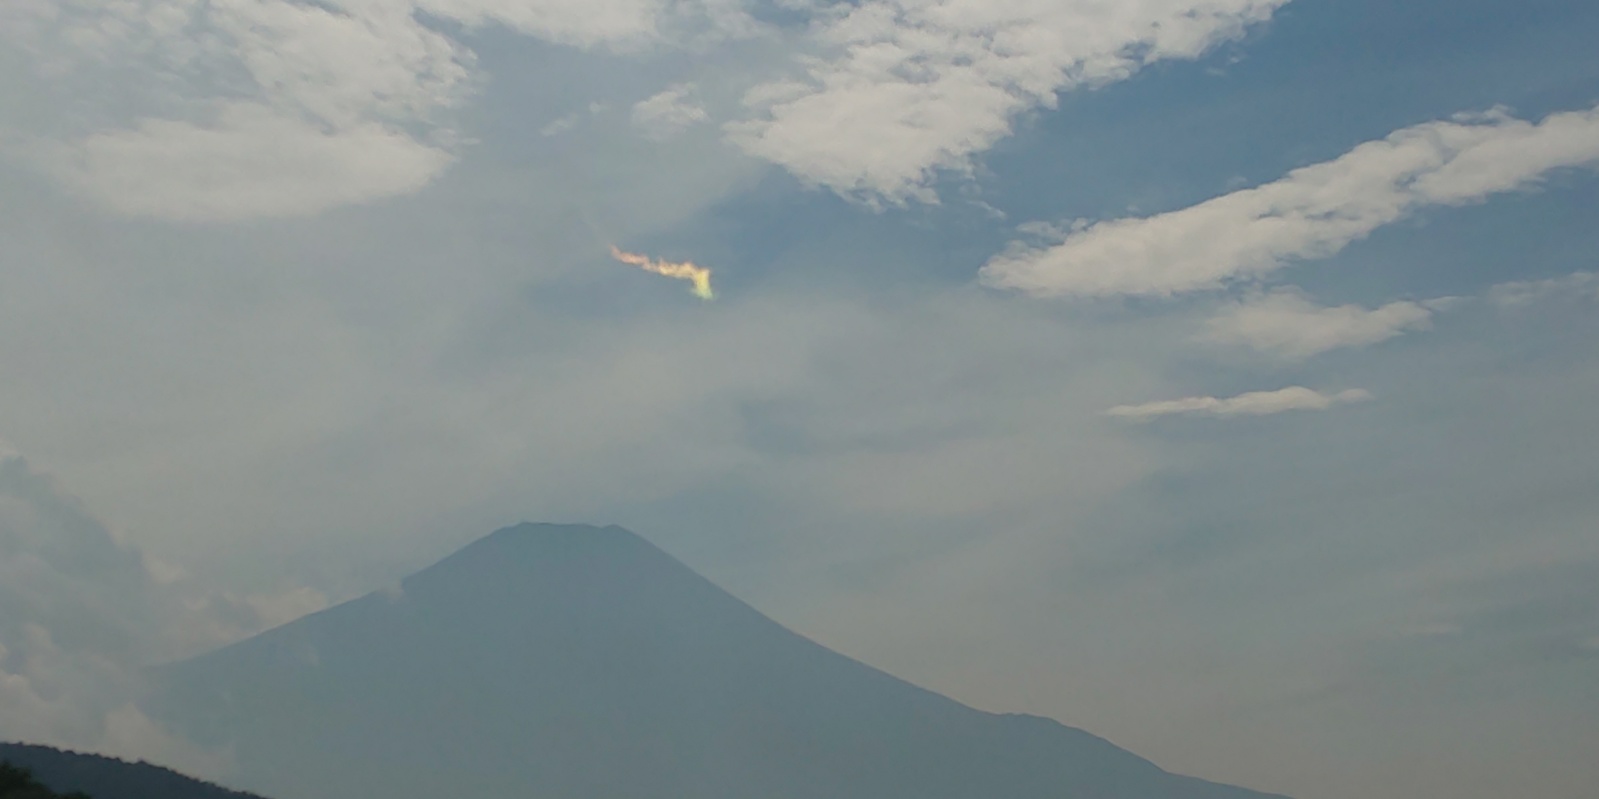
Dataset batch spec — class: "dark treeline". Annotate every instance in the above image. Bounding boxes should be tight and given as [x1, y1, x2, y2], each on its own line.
[0, 746, 267, 799]
[1, 762, 91, 799]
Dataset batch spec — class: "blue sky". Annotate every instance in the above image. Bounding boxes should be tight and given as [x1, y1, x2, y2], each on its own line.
[1, 1, 1597, 797]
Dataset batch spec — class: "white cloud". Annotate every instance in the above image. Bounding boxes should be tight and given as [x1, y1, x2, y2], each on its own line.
[1486, 271, 1599, 308]
[631, 83, 710, 139]
[413, 0, 668, 48]
[416, 0, 761, 47]
[0, 448, 319, 771]
[43, 103, 456, 222]
[727, 0, 1287, 204]
[5, 0, 477, 131]
[1203, 289, 1440, 360]
[982, 105, 1599, 297]
[540, 113, 583, 137]
[0, 627, 231, 781]
[1106, 386, 1373, 420]
[0, 451, 197, 764]
[100, 704, 235, 781]
[244, 586, 329, 630]
[3, 0, 472, 219]
[0, 0, 754, 221]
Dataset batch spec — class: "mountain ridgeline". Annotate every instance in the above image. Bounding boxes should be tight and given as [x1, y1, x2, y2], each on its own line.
[0, 744, 266, 799]
[148, 523, 1290, 799]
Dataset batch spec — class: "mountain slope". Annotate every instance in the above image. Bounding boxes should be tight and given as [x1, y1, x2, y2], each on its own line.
[150, 523, 1288, 799]
[0, 744, 267, 799]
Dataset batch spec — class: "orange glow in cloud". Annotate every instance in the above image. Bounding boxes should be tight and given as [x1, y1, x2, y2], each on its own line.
[610, 246, 715, 300]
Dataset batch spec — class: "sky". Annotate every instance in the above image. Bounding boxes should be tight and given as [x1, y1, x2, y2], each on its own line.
[1, 1, 1597, 797]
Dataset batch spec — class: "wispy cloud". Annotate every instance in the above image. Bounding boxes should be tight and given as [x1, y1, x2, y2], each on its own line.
[727, 0, 1288, 204]
[411, 0, 673, 48]
[982, 105, 1599, 297]
[632, 84, 710, 140]
[1106, 386, 1373, 420]
[1486, 271, 1599, 308]
[1198, 271, 1595, 362]
[540, 114, 583, 137]
[1203, 289, 1444, 360]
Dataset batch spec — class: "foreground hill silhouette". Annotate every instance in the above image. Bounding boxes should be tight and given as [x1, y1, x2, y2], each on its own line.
[150, 523, 1290, 799]
[0, 744, 266, 799]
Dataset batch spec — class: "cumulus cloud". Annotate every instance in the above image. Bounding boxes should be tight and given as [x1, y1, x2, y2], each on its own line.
[0, 447, 318, 774]
[1106, 386, 1373, 420]
[0, 0, 753, 221]
[0, 450, 187, 759]
[0, 457, 164, 664]
[1203, 289, 1442, 360]
[727, 0, 1287, 204]
[982, 105, 1599, 297]
[0, 623, 229, 780]
[632, 83, 710, 139]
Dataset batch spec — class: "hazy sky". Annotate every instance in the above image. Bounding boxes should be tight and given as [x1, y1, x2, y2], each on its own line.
[2, 1, 1597, 797]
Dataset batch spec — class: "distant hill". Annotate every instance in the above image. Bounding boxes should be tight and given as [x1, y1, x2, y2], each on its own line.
[0, 759, 82, 799]
[149, 522, 1292, 799]
[0, 744, 266, 799]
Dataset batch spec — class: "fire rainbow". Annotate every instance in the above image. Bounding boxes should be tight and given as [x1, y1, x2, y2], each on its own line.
[610, 246, 715, 300]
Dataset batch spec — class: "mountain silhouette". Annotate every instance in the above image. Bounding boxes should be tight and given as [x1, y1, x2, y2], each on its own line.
[0, 743, 267, 799]
[150, 523, 1289, 799]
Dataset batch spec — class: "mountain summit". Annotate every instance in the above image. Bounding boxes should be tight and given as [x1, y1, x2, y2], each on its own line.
[150, 523, 1288, 799]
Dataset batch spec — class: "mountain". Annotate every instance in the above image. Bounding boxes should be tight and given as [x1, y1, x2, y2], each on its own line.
[0, 744, 267, 799]
[149, 523, 1289, 799]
